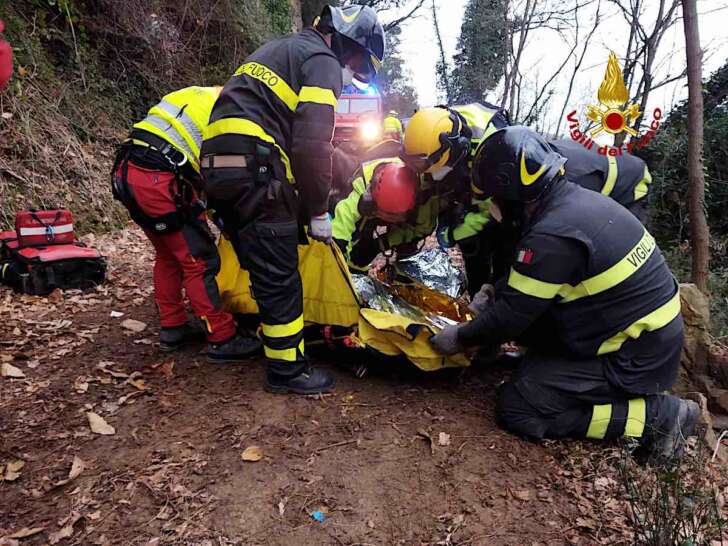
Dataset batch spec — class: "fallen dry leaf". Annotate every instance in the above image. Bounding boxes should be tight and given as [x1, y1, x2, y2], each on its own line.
[74, 377, 89, 393]
[6, 527, 44, 539]
[4, 459, 25, 481]
[0, 538, 19, 546]
[152, 360, 174, 379]
[438, 432, 451, 446]
[68, 456, 86, 480]
[86, 412, 115, 435]
[1, 362, 25, 379]
[121, 319, 147, 333]
[87, 510, 101, 521]
[278, 498, 286, 516]
[48, 525, 73, 544]
[127, 378, 147, 391]
[47, 288, 63, 303]
[417, 429, 435, 455]
[511, 489, 533, 502]
[241, 446, 263, 462]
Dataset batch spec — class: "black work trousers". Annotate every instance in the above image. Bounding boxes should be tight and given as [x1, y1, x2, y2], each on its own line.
[496, 315, 684, 443]
[203, 163, 306, 377]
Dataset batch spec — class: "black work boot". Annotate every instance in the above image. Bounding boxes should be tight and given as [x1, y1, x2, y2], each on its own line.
[159, 321, 205, 352]
[265, 366, 335, 395]
[647, 398, 700, 465]
[207, 335, 262, 364]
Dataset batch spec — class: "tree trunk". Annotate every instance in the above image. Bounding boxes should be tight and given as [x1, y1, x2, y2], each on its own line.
[682, 0, 709, 293]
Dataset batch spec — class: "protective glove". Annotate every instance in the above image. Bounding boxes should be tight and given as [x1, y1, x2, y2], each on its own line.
[436, 224, 455, 249]
[429, 323, 466, 356]
[309, 213, 332, 243]
[468, 283, 495, 314]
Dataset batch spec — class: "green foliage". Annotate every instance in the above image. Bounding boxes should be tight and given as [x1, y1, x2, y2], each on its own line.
[265, 0, 293, 35]
[376, 25, 418, 116]
[450, 0, 508, 104]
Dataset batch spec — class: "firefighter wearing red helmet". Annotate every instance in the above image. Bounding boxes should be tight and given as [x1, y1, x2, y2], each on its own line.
[331, 158, 426, 272]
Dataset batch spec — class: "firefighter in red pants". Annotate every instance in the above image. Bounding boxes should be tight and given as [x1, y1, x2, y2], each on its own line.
[112, 86, 261, 362]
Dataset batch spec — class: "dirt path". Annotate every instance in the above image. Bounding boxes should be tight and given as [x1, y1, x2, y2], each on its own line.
[2, 229, 641, 545]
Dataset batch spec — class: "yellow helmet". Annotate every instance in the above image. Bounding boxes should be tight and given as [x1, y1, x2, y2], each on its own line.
[401, 107, 470, 173]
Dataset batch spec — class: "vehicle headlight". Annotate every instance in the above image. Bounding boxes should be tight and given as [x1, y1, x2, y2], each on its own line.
[360, 120, 381, 141]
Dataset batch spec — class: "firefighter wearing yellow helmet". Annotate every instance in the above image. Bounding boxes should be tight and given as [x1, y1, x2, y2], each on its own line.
[382, 110, 404, 142]
[400, 102, 510, 294]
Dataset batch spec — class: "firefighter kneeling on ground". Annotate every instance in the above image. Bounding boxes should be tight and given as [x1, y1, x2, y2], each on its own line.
[200, 5, 385, 395]
[111, 87, 261, 361]
[429, 126, 699, 463]
[331, 158, 421, 272]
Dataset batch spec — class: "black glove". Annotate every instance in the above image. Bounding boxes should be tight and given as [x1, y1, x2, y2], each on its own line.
[468, 283, 495, 314]
[429, 323, 466, 355]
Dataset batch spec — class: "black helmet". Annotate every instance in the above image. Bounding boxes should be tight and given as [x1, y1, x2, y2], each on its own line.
[472, 126, 566, 202]
[316, 5, 385, 83]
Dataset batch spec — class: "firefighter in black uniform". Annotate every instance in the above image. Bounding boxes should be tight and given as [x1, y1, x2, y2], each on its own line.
[200, 5, 385, 395]
[548, 138, 652, 223]
[429, 126, 699, 462]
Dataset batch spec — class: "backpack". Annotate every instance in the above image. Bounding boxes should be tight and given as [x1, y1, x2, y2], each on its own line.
[0, 209, 107, 295]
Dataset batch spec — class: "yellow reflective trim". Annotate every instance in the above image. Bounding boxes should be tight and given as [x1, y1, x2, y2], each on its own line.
[587, 404, 612, 439]
[298, 86, 337, 108]
[263, 339, 304, 362]
[471, 181, 485, 196]
[205, 118, 293, 182]
[1, 263, 8, 278]
[634, 165, 652, 201]
[520, 152, 547, 186]
[597, 290, 681, 355]
[507, 269, 571, 300]
[262, 315, 304, 338]
[560, 230, 657, 303]
[601, 155, 618, 196]
[624, 398, 646, 438]
[234, 62, 299, 111]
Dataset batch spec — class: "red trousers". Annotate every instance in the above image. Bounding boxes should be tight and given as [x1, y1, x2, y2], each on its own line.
[122, 161, 236, 343]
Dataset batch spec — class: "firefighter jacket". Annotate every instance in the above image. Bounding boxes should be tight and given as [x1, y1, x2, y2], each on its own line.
[549, 139, 652, 222]
[458, 181, 680, 373]
[132, 86, 220, 174]
[331, 156, 438, 271]
[202, 28, 342, 217]
[437, 103, 510, 245]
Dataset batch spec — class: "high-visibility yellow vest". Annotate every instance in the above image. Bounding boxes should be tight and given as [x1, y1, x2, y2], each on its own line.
[452, 103, 501, 161]
[383, 115, 403, 137]
[133, 86, 220, 173]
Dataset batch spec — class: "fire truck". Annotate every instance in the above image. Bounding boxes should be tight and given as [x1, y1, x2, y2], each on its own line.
[333, 84, 383, 155]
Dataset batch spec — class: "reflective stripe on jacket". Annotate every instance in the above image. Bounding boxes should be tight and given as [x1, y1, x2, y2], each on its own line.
[549, 139, 653, 214]
[203, 28, 342, 217]
[133, 86, 220, 173]
[458, 181, 679, 360]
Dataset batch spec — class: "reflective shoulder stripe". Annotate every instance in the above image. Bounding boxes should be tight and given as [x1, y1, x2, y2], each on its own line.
[206, 118, 293, 182]
[560, 229, 657, 303]
[601, 155, 618, 196]
[597, 290, 681, 355]
[634, 164, 652, 201]
[134, 115, 199, 170]
[153, 100, 205, 155]
[262, 315, 304, 338]
[298, 86, 337, 108]
[234, 62, 299, 111]
[586, 404, 612, 439]
[507, 269, 571, 300]
[624, 398, 646, 437]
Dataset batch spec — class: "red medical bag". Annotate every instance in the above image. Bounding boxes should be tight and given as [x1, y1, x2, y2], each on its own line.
[15, 208, 75, 247]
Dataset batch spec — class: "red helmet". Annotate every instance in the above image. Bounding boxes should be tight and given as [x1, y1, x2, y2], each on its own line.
[371, 164, 418, 215]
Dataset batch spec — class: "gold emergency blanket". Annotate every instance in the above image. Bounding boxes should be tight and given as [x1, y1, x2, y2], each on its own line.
[215, 237, 469, 371]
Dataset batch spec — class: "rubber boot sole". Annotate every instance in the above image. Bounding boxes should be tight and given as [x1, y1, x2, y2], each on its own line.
[264, 382, 335, 395]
